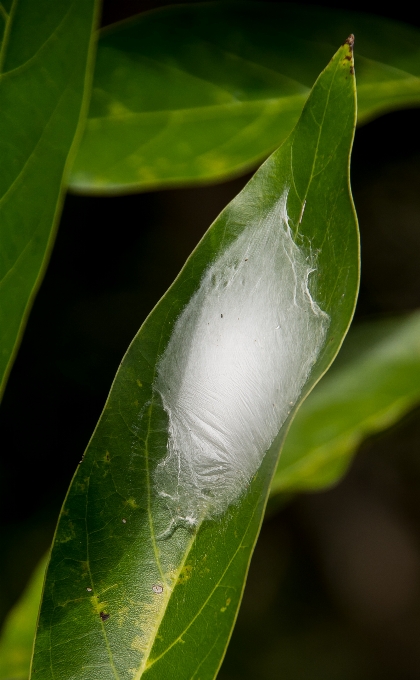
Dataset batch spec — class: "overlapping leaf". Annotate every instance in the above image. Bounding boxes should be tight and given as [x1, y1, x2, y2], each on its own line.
[31, 42, 358, 679]
[0, 554, 48, 680]
[69, 1, 420, 194]
[271, 312, 420, 495]
[0, 0, 99, 398]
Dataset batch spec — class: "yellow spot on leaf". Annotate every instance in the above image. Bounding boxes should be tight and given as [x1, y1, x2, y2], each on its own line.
[136, 166, 158, 183]
[220, 598, 231, 613]
[137, 379, 143, 387]
[126, 498, 139, 509]
[109, 101, 132, 118]
[90, 594, 107, 616]
[177, 564, 193, 585]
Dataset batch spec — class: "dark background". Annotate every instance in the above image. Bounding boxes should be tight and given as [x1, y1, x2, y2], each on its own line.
[1, 2, 420, 678]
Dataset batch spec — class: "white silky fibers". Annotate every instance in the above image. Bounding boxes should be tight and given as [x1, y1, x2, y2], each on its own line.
[155, 191, 329, 526]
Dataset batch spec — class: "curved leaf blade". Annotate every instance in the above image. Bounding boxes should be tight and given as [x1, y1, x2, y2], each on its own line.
[0, 0, 99, 399]
[5, 314, 420, 678]
[271, 312, 420, 495]
[31, 42, 358, 679]
[69, 1, 420, 194]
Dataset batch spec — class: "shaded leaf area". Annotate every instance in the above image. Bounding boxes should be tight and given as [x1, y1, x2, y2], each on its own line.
[31, 44, 358, 679]
[0, 0, 99, 398]
[271, 312, 420, 495]
[0, 554, 48, 680]
[69, 1, 420, 194]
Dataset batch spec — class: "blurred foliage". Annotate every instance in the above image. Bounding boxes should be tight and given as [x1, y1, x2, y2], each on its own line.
[0, 555, 47, 680]
[70, 1, 420, 193]
[271, 312, 420, 495]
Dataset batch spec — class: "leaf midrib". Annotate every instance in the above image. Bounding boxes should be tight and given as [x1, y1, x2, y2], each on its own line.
[132, 60, 343, 680]
[138, 503, 260, 678]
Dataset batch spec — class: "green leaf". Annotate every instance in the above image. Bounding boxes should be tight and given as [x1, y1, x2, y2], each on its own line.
[0, 554, 48, 680]
[0, 0, 99, 399]
[7, 319, 420, 679]
[31, 42, 358, 679]
[69, 1, 420, 194]
[271, 312, 420, 495]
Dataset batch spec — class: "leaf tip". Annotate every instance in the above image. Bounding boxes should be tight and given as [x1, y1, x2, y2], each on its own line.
[344, 34, 355, 49]
[343, 34, 355, 75]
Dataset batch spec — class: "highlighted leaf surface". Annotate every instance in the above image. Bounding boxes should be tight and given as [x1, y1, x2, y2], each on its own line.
[31, 43, 358, 679]
[70, 1, 420, 194]
[0, 0, 98, 398]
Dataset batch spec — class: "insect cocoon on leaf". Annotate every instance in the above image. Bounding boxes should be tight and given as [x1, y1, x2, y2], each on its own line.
[155, 190, 329, 528]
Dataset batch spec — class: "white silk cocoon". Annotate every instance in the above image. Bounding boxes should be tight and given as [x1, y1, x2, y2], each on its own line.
[155, 191, 329, 526]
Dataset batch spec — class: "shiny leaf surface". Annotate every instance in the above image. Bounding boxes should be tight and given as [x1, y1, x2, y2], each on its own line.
[69, 1, 420, 194]
[6, 313, 420, 673]
[0, 0, 99, 398]
[31, 42, 358, 679]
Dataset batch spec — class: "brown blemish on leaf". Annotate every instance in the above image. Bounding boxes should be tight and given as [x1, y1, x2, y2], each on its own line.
[344, 34, 354, 49]
[100, 611, 110, 622]
[343, 34, 355, 74]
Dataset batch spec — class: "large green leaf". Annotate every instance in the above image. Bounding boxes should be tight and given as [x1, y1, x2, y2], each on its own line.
[0, 554, 48, 680]
[6, 314, 420, 676]
[271, 311, 420, 495]
[31, 41, 358, 679]
[69, 1, 420, 194]
[0, 0, 99, 399]
[6, 316, 420, 676]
